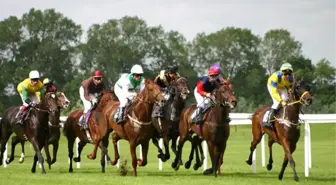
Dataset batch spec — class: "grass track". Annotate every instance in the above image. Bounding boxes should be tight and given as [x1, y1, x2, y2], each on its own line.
[0, 124, 335, 185]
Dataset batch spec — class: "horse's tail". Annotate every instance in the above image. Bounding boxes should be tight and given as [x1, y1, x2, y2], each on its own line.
[62, 116, 72, 137]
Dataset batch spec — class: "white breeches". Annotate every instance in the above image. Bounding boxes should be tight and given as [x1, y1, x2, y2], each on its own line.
[267, 85, 289, 109]
[194, 87, 211, 108]
[79, 86, 94, 113]
[20, 94, 38, 106]
[114, 84, 135, 107]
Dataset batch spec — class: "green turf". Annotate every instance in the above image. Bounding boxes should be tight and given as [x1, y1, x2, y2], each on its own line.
[0, 124, 335, 185]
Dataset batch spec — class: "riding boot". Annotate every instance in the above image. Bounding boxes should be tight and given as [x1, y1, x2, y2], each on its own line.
[152, 104, 163, 118]
[116, 107, 125, 124]
[191, 106, 204, 124]
[79, 113, 87, 130]
[268, 108, 276, 127]
[170, 104, 177, 121]
[15, 106, 27, 125]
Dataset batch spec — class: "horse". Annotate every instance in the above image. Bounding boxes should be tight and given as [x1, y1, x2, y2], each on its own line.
[6, 91, 70, 164]
[101, 79, 165, 176]
[151, 77, 190, 162]
[172, 82, 237, 177]
[63, 92, 115, 173]
[0, 92, 60, 174]
[245, 79, 312, 181]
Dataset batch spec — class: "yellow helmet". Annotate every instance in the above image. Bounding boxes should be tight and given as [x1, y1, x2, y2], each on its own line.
[43, 78, 50, 85]
[280, 63, 293, 72]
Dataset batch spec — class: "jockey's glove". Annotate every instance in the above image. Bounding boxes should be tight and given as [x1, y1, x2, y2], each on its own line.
[205, 93, 212, 98]
[91, 98, 98, 104]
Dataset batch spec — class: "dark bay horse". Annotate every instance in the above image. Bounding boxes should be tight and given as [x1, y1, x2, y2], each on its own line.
[151, 77, 190, 162]
[0, 92, 60, 174]
[246, 79, 312, 181]
[6, 91, 70, 164]
[101, 79, 165, 176]
[63, 92, 115, 173]
[172, 83, 237, 177]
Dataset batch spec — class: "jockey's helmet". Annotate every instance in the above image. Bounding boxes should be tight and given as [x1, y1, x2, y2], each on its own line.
[43, 78, 51, 85]
[280, 63, 293, 73]
[29, 70, 40, 79]
[93, 70, 103, 77]
[167, 65, 178, 73]
[130, 64, 144, 74]
[208, 67, 219, 76]
[210, 64, 221, 73]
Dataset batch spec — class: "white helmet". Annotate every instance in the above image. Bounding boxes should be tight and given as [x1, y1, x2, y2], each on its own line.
[29, 70, 40, 79]
[130, 64, 144, 74]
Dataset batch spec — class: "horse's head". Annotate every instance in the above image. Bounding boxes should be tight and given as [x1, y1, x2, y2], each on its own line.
[172, 77, 190, 100]
[293, 79, 312, 106]
[42, 92, 60, 114]
[56, 91, 70, 109]
[142, 79, 165, 104]
[214, 79, 237, 109]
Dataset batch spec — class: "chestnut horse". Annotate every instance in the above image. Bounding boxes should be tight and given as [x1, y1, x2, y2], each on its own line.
[6, 91, 70, 165]
[172, 83, 237, 177]
[101, 79, 165, 176]
[0, 92, 60, 174]
[151, 77, 190, 162]
[63, 92, 115, 173]
[246, 79, 312, 181]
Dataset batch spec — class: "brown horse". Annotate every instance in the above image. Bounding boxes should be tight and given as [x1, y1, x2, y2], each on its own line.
[6, 91, 70, 165]
[151, 77, 190, 162]
[63, 92, 115, 173]
[0, 92, 60, 174]
[101, 79, 165, 176]
[172, 83, 237, 177]
[246, 79, 312, 181]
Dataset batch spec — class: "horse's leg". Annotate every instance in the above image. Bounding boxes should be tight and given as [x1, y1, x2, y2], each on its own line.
[138, 141, 149, 167]
[87, 142, 99, 160]
[194, 136, 204, 170]
[129, 140, 138, 176]
[266, 137, 276, 171]
[217, 142, 227, 176]
[43, 140, 52, 169]
[30, 138, 46, 174]
[73, 140, 86, 162]
[170, 132, 178, 155]
[51, 141, 59, 164]
[6, 135, 21, 164]
[0, 129, 12, 166]
[67, 136, 75, 173]
[185, 136, 196, 169]
[162, 134, 171, 162]
[101, 134, 111, 164]
[111, 132, 120, 165]
[246, 128, 263, 165]
[172, 134, 187, 171]
[152, 137, 165, 160]
[203, 141, 216, 176]
[19, 139, 25, 163]
[278, 139, 299, 181]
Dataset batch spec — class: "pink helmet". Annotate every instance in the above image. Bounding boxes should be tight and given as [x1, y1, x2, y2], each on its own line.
[93, 70, 103, 77]
[208, 68, 219, 76]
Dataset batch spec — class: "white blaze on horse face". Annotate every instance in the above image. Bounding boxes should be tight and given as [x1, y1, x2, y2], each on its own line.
[62, 92, 70, 108]
[51, 94, 56, 98]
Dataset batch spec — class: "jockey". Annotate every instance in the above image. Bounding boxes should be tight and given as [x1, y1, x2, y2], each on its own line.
[267, 63, 294, 124]
[78, 70, 107, 128]
[16, 70, 45, 123]
[152, 65, 180, 118]
[114, 64, 145, 123]
[43, 78, 57, 93]
[190, 66, 221, 124]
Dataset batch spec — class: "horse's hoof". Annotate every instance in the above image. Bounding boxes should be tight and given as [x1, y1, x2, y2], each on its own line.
[184, 161, 191, 169]
[294, 176, 299, 182]
[278, 174, 283, 180]
[266, 164, 272, 171]
[18, 158, 24, 163]
[5, 158, 11, 165]
[69, 168, 73, 173]
[203, 168, 213, 175]
[31, 168, 36, 173]
[111, 159, 119, 166]
[246, 159, 252, 165]
[193, 162, 201, 171]
[87, 154, 96, 160]
[158, 154, 167, 162]
[171, 161, 177, 169]
[137, 159, 143, 166]
[73, 157, 80, 162]
[174, 160, 182, 171]
[51, 159, 56, 165]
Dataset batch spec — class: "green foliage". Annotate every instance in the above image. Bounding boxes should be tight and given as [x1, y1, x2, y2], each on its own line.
[0, 8, 335, 115]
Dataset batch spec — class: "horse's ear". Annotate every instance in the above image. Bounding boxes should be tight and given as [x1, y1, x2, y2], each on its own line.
[226, 77, 230, 82]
